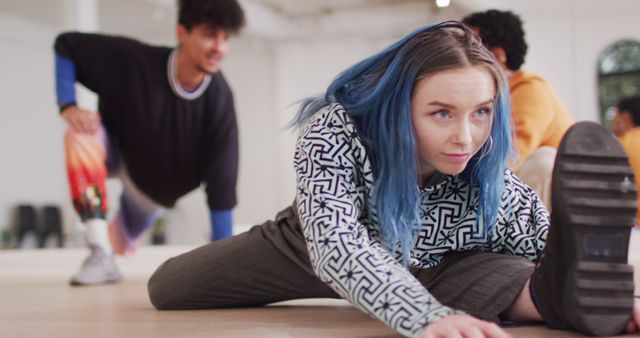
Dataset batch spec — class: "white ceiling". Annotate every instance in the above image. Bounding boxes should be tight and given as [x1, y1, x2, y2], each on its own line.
[1, 0, 637, 41]
[99, 0, 471, 41]
[253, 0, 420, 18]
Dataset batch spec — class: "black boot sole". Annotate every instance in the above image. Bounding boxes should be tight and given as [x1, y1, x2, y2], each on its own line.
[552, 121, 636, 336]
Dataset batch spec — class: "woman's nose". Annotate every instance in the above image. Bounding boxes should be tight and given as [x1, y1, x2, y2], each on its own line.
[451, 120, 472, 145]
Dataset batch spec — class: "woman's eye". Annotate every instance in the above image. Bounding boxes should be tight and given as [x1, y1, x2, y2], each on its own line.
[475, 107, 492, 118]
[431, 110, 450, 119]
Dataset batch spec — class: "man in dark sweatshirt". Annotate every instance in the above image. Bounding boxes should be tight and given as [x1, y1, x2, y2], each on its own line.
[54, 0, 245, 285]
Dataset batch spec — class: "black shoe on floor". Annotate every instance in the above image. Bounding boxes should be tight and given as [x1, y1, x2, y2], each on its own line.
[531, 121, 636, 336]
[14, 204, 38, 248]
[38, 205, 64, 248]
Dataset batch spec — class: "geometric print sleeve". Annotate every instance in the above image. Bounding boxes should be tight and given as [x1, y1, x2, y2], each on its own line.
[294, 105, 462, 338]
[500, 170, 550, 262]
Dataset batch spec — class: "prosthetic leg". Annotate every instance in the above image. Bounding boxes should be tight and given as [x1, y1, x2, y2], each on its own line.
[65, 128, 121, 286]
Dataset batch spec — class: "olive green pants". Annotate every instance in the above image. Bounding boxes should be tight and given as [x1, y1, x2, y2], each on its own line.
[148, 205, 534, 323]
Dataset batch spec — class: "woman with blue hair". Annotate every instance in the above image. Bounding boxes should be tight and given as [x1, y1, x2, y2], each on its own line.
[147, 22, 639, 337]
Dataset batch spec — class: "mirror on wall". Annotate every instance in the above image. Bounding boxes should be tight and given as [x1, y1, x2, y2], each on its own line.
[598, 40, 640, 129]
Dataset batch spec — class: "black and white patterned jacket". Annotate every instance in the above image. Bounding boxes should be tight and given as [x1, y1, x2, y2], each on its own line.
[294, 103, 549, 338]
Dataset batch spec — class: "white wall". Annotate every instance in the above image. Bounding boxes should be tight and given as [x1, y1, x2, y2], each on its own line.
[273, 36, 401, 205]
[0, 13, 69, 238]
[1, 0, 639, 247]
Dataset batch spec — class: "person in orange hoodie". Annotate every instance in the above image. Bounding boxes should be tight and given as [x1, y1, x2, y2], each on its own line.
[613, 96, 640, 226]
[463, 10, 573, 210]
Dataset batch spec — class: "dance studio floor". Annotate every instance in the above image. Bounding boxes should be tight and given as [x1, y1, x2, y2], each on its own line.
[2, 231, 640, 338]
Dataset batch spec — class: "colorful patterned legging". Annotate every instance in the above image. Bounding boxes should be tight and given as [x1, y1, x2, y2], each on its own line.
[64, 127, 165, 246]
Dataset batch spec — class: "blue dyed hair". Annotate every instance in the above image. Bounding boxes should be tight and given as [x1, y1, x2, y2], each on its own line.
[292, 21, 512, 261]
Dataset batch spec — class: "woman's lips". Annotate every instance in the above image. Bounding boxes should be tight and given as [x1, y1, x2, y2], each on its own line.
[442, 153, 470, 164]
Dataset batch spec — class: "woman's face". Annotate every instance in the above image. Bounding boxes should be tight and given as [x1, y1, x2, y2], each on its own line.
[410, 66, 495, 183]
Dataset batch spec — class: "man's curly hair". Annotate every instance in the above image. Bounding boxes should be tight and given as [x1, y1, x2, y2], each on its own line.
[178, 0, 245, 34]
[462, 10, 527, 71]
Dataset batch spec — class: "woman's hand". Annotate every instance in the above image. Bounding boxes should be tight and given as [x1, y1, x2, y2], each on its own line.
[421, 314, 512, 338]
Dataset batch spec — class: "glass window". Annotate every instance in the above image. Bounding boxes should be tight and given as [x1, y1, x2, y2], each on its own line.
[598, 40, 640, 129]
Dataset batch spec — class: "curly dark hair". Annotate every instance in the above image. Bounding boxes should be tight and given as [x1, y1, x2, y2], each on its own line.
[617, 95, 640, 126]
[178, 0, 245, 34]
[462, 10, 527, 71]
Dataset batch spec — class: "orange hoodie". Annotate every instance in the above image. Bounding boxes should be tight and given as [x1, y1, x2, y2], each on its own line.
[510, 71, 573, 168]
[619, 128, 640, 226]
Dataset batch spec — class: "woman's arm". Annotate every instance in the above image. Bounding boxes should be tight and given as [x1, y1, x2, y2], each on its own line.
[294, 107, 461, 337]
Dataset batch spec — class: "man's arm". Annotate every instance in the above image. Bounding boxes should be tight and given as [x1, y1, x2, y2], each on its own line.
[511, 80, 556, 168]
[54, 32, 140, 94]
[204, 77, 239, 240]
[55, 53, 76, 109]
[55, 50, 100, 133]
[53, 32, 143, 132]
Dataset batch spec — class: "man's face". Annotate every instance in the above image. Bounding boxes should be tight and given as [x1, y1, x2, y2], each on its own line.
[612, 109, 632, 137]
[177, 23, 230, 74]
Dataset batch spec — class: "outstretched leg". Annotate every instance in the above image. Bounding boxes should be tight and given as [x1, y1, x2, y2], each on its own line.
[529, 121, 636, 336]
[148, 205, 338, 309]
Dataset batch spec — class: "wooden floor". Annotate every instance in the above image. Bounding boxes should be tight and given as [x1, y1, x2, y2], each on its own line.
[2, 232, 640, 338]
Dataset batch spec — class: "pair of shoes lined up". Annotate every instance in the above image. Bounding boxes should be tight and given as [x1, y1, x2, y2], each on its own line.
[13, 205, 64, 249]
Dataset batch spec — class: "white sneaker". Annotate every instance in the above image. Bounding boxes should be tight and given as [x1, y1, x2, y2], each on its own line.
[70, 246, 122, 286]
